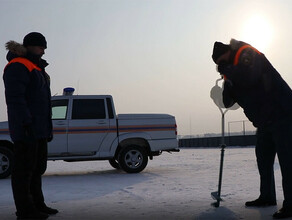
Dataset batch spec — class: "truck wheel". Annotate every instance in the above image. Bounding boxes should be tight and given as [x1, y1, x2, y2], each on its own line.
[118, 145, 148, 173]
[0, 147, 14, 179]
[108, 159, 120, 169]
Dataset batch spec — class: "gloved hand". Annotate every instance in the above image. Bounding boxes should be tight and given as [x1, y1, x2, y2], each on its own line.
[23, 124, 37, 143]
[217, 61, 229, 74]
[47, 133, 53, 142]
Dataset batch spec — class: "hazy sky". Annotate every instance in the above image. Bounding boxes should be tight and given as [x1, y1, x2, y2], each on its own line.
[1, 0, 292, 136]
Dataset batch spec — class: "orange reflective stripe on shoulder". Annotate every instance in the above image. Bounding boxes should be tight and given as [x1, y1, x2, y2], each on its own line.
[5, 57, 41, 72]
[233, 45, 261, 66]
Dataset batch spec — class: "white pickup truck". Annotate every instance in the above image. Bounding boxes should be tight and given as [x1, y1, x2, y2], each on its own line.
[0, 92, 178, 178]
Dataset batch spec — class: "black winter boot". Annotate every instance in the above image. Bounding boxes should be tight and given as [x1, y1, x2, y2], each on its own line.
[16, 210, 49, 219]
[273, 207, 292, 219]
[37, 204, 59, 215]
[245, 197, 277, 207]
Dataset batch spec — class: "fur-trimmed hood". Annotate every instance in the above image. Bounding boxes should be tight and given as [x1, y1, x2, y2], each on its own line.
[6, 41, 27, 57]
[5, 41, 28, 62]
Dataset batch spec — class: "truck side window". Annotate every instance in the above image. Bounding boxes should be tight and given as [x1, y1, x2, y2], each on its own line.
[52, 99, 69, 120]
[72, 99, 106, 119]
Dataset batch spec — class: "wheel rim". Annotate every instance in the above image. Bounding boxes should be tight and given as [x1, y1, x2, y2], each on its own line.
[124, 150, 143, 168]
[0, 153, 10, 174]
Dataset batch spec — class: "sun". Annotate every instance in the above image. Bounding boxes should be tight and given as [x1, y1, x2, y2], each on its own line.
[240, 14, 273, 52]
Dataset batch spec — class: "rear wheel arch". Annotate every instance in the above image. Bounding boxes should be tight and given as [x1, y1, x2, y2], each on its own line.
[118, 138, 151, 156]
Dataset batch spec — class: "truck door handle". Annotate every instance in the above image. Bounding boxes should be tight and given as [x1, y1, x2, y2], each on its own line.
[56, 121, 66, 125]
[97, 121, 106, 125]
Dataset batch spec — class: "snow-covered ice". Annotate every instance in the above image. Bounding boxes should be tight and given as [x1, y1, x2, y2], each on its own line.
[0, 147, 291, 220]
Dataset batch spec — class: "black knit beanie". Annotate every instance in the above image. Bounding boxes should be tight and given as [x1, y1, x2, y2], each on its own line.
[212, 42, 230, 63]
[23, 32, 47, 48]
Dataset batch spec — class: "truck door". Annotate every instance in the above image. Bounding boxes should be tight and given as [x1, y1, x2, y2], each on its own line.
[67, 98, 110, 155]
[48, 99, 69, 156]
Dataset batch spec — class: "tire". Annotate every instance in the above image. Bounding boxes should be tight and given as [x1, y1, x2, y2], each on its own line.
[118, 145, 148, 173]
[0, 147, 14, 179]
[108, 159, 120, 169]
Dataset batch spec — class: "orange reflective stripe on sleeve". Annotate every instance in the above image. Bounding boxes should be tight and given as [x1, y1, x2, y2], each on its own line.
[233, 45, 261, 66]
[5, 57, 41, 72]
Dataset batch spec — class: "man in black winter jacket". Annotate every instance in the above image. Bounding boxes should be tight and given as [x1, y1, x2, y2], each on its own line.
[212, 39, 292, 219]
[3, 32, 58, 219]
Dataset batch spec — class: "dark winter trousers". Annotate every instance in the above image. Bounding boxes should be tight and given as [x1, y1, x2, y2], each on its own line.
[256, 116, 292, 208]
[11, 139, 48, 215]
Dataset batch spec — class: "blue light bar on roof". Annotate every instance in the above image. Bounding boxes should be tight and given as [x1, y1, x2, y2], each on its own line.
[63, 87, 75, 96]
